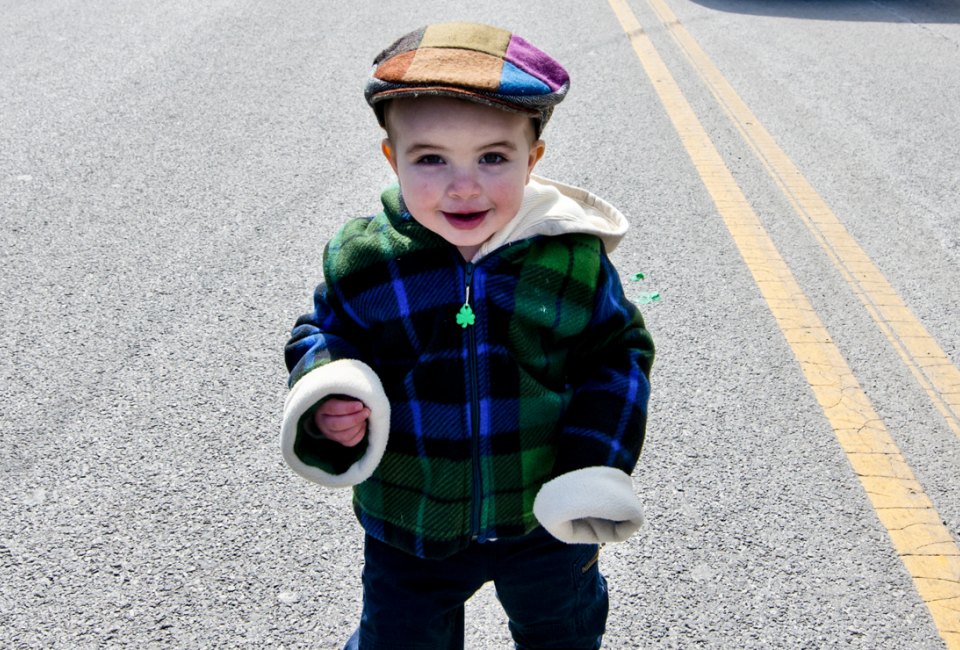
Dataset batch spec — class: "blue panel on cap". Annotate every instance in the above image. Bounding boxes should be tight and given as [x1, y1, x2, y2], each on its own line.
[498, 60, 551, 96]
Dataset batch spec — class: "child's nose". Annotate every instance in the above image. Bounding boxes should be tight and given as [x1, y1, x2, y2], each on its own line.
[447, 172, 481, 200]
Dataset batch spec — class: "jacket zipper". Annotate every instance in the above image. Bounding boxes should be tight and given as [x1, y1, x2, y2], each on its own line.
[463, 263, 483, 537]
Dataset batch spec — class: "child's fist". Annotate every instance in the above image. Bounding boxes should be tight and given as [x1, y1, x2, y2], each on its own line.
[314, 398, 370, 447]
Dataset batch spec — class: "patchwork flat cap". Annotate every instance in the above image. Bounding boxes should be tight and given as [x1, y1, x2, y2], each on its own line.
[365, 22, 570, 135]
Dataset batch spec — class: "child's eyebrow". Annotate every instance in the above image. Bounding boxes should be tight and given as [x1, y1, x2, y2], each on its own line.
[404, 141, 519, 155]
[480, 140, 519, 151]
[404, 143, 445, 156]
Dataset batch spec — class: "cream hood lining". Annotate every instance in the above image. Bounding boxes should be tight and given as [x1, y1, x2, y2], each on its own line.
[472, 175, 629, 262]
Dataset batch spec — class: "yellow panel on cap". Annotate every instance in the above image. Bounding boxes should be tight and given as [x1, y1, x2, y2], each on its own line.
[420, 22, 512, 58]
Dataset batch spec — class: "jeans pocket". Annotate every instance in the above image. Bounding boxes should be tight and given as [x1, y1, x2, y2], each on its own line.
[569, 543, 607, 643]
[579, 547, 601, 576]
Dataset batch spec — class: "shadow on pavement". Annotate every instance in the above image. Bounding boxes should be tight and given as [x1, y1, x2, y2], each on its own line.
[687, 0, 960, 23]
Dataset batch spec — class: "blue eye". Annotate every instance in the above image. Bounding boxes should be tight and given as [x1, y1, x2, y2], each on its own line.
[480, 152, 507, 164]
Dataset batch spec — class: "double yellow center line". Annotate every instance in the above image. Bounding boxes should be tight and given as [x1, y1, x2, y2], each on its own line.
[605, 0, 960, 646]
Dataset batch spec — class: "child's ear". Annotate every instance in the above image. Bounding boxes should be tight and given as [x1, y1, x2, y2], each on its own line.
[526, 140, 546, 182]
[381, 139, 399, 174]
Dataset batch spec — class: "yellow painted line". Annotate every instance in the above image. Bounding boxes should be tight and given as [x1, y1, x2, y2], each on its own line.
[605, 1, 960, 647]
[644, 0, 960, 442]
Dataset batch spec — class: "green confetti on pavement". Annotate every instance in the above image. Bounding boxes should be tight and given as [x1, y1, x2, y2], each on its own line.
[629, 271, 661, 305]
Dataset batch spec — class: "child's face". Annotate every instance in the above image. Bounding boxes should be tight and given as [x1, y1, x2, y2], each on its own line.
[381, 96, 545, 260]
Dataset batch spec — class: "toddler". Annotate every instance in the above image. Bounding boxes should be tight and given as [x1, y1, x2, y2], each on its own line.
[282, 22, 655, 649]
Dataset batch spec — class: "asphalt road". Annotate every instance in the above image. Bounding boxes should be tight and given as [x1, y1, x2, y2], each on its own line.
[2, 0, 959, 648]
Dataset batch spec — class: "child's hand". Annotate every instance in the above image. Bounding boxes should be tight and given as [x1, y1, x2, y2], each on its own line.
[314, 398, 370, 447]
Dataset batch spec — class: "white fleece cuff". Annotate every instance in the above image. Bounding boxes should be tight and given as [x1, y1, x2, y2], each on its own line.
[533, 466, 644, 544]
[280, 359, 390, 488]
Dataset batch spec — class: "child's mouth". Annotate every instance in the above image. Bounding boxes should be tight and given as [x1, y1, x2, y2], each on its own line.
[442, 210, 488, 229]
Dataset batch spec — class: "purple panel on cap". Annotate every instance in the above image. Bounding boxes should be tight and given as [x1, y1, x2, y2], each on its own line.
[504, 35, 568, 92]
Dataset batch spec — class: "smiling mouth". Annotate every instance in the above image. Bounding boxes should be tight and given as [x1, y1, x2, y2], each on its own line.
[444, 211, 487, 221]
[442, 210, 488, 227]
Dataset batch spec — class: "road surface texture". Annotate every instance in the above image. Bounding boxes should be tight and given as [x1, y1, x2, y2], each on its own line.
[2, 0, 959, 647]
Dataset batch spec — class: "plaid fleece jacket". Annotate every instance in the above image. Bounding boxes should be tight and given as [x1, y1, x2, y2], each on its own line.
[284, 182, 654, 559]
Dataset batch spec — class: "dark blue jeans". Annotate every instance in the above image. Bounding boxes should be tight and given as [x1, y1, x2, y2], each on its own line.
[343, 526, 607, 650]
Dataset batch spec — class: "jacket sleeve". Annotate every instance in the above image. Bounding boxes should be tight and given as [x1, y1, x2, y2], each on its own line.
[281, 279, 391, 488]
[533, 251, 654, 543]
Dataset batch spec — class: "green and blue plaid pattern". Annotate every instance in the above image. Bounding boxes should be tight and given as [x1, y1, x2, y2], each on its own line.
[285, 186, 654, 559]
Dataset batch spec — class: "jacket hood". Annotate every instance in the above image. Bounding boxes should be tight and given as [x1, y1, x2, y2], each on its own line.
[473, 174, 629, 261]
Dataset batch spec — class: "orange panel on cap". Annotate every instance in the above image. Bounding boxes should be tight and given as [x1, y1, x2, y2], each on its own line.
[374, 50, 416, 82]
[403, 48, 503, 91]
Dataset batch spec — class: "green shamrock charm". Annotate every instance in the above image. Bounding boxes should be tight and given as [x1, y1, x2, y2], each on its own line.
[456, 304, 476, 328]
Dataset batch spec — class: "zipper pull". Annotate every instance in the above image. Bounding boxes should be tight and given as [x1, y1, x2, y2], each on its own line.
[457, 264, 476, 328]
